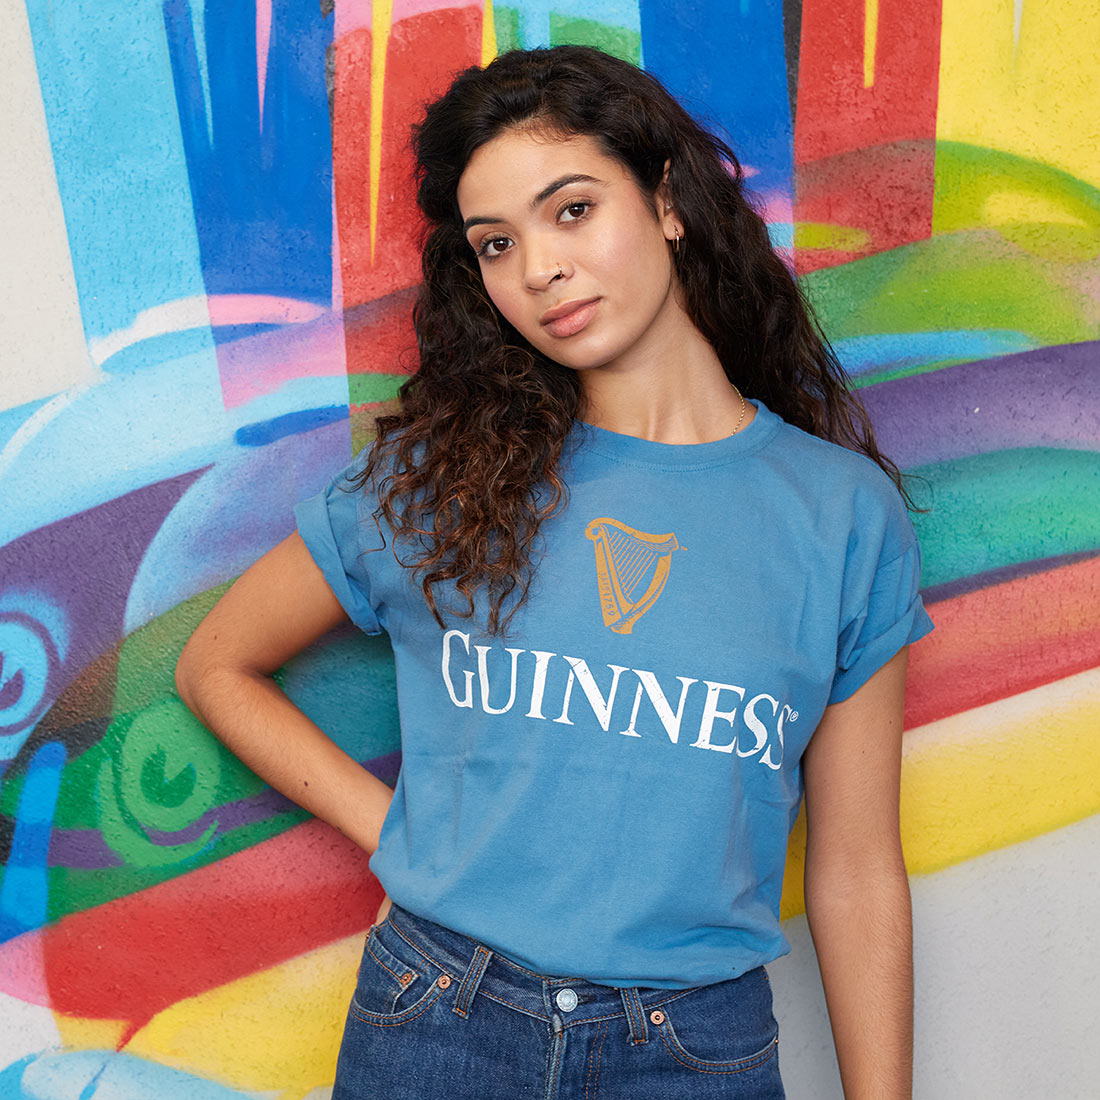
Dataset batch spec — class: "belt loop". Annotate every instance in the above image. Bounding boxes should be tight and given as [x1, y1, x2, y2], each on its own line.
[619, 987, 648, 1044]
[453, 944, 493, 1019]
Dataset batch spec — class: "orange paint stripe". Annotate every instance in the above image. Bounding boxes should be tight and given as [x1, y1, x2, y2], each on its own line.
[906, 555, 1100, 729]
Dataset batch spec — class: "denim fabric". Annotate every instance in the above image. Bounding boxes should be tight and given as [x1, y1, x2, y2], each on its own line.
[332, 904, 784, 1099]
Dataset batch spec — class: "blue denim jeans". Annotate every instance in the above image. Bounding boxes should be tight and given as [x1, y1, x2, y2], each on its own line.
[332, 903, 784, 1099]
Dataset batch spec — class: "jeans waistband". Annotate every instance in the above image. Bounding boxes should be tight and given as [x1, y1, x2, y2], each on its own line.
[382, 903, 697, 1031]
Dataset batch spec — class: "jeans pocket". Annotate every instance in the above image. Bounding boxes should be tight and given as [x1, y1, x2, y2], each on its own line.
[651, 970, 780, 1073]
[348, 919, 451, 1026]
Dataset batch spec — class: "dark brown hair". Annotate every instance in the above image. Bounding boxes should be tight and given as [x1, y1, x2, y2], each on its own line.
[356, 45, 908, 633]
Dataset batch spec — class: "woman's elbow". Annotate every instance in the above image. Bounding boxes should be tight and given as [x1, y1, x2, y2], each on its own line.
[174, 630, 208, 713]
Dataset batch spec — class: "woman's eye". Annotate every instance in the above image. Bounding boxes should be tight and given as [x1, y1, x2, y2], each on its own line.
[559, 202, 590, 222]
[478, 236, 511, 259]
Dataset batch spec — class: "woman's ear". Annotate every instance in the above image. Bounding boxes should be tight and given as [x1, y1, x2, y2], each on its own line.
[656, 159, 681, 243]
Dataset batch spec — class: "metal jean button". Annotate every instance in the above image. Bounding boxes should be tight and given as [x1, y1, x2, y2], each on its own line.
[555, 987, 578, 1012]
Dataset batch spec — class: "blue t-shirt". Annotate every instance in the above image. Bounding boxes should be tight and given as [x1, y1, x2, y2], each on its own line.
[294, 400, 933, 988]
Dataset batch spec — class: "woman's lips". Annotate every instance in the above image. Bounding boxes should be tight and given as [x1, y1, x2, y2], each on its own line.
[542, 299, 599, 338]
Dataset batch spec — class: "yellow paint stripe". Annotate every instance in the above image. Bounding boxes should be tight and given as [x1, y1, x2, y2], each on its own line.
[793, 222, 872, 251]
[53, 1014, 130, 1053]
[369, 0, 394, 262]
[481, 0, 497, 66]
[781, 667, 1100, 919]
[937, 0, 1100, 189]
[863, 0, 879, 88]
[125, 933, 364, 1099]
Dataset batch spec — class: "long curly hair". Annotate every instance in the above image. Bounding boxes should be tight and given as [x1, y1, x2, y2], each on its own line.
[356, 45, 907, 634]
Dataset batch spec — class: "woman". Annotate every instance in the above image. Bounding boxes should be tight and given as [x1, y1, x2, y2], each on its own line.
[176, 45, 932, 1099]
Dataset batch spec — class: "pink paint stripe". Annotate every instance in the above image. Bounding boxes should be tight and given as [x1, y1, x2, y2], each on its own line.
[206, 294, 326, 327]
[337, 0, 477, 36]
[753, 190, 794, 226]
[217, 308, 348, 408]
[256, 0, 272, 131]
[0, 927, 48, 1003]
[395, 0, 479, 18]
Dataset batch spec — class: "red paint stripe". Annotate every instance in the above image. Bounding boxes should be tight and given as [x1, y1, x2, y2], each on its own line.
[333, 10, 482, 374]
[791, 140, 935, 275]
[0, 820, 382, 1035]
[794, 0, 942, 269]
[345, 286, 418, 378]
[795, 0, 942, 161]
[906, 557, 1100, 729]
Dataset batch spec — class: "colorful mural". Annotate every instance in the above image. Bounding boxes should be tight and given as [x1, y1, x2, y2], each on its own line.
[1, 0, 1096, 1096]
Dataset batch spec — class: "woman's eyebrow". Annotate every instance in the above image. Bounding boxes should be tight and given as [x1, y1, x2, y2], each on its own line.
[529, 172, 602, 207]
[462, 173, 604, 234]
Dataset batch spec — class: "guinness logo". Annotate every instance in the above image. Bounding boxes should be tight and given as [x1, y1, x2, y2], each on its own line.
[585, 517, 683, 634]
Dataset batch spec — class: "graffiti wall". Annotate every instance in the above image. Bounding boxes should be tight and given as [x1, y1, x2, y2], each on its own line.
[1, 0, 1096, 1096]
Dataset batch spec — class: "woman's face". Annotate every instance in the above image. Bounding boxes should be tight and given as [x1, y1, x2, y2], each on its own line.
[455, 127, 691, 375]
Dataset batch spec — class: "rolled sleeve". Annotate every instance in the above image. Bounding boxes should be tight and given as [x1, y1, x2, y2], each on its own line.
[829, 537, 933, 704]
[294, 457, 383, 636]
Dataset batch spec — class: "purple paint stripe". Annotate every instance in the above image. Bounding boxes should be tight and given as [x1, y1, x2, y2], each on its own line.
[921, 548, 1100, 606]
[47, 829, 124, 869]
[47, 750, 402, 868]
[861, 341, 1100, 469]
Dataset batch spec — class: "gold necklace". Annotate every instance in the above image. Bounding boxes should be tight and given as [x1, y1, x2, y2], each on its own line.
[731, 384, 747, 433]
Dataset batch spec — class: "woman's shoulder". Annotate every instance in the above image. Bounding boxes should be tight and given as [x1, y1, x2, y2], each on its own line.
[762, 403, 906, 506]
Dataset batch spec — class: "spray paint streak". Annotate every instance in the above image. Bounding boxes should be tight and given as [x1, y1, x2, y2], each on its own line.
[0, 742, 65, 940]
[369, 0, 394, 261]
[256, 0, 271, 131]
[863, 0, 877, 86]
[161, 0, 334, 305]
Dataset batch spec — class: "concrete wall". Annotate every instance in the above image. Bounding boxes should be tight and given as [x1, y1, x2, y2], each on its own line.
[1, 0, 1097, 1096]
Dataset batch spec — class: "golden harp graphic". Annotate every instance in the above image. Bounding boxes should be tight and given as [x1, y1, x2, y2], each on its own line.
[585, 518, 683, 634]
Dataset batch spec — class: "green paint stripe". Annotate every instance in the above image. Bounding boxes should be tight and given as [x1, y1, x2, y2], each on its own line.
[45, 813, 307, 922]
[802, 232, 1094, 350]
[493, 5, 521, 53]
[348, 372, 407, 407]
[549, 15, 641, 66]
[911, 447, 1100, 589]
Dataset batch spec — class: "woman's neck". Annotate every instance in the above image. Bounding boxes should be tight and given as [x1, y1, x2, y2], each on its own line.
[577, 326, 754, 444]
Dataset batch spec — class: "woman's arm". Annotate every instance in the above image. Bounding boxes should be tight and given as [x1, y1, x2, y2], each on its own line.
[175, 532, 395, 857]
[801, 647, 913, 1100]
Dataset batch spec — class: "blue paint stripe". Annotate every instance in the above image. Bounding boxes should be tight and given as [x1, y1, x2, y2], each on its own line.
[834, 330, 1037, 376]
[23, 0, 211, 343]
[7, 820, 53, 853]
[97, 327, 221, 375]
[640, 0, 794, 200]
[234, 405, 347, 447]
[0, 397, 53, 451]
[0, 741, 66, 941]
[164, 0, 334, 301]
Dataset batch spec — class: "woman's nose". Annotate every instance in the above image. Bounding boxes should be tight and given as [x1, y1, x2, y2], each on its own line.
[524, 245, 569, 290]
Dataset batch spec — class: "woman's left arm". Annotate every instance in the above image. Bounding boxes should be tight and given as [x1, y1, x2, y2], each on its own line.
[802, 646, 913, 1100]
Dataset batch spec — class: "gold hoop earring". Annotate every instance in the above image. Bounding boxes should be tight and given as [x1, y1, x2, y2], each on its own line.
[673, 229, 681, 255]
